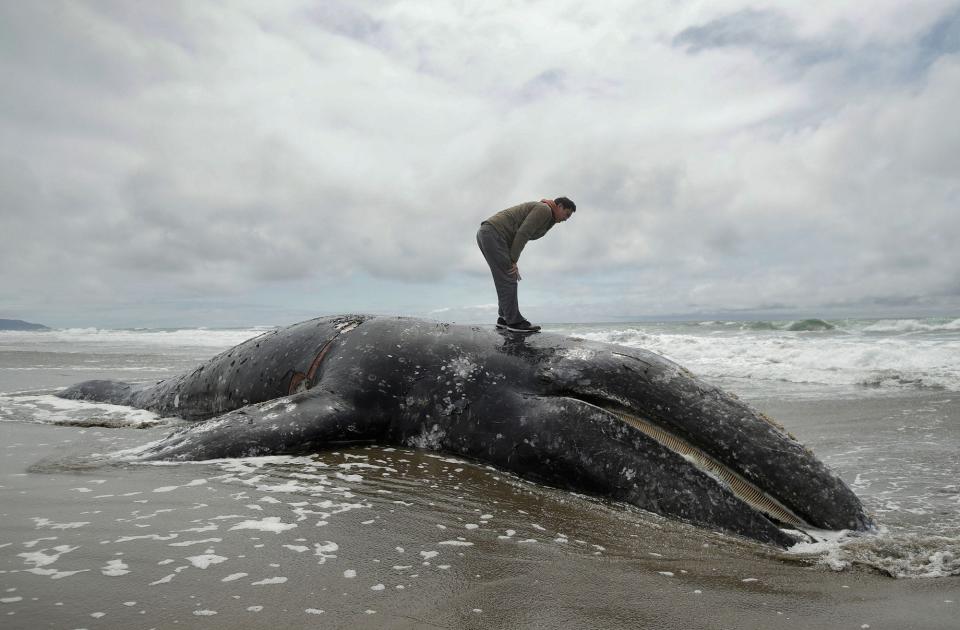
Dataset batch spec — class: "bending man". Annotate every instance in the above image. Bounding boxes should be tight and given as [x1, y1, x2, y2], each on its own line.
[476, 197, 576, 333]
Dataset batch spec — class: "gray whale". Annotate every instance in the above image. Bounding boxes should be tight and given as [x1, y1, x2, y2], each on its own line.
[59, 315, 873, 547]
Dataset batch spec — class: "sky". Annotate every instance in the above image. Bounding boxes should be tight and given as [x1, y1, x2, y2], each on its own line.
[1, 0, 959, 328]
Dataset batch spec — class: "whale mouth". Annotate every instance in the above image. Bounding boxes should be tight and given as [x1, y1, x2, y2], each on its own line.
[571, 397, 811, 530]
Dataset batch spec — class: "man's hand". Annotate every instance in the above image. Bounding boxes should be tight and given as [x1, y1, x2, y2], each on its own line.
[508, 263, 521, 280]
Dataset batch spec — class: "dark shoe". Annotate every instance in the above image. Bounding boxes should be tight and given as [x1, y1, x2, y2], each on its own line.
[496, 317, 507, 329]
[505, 320, 541, 333]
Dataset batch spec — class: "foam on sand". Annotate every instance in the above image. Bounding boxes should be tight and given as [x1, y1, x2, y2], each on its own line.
[228, 517, 297, 533]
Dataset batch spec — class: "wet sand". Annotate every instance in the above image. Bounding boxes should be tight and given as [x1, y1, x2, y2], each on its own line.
[1, 411, 957, 630]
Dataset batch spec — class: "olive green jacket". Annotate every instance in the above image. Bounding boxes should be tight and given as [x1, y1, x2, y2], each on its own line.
[482, 201, 556, 263]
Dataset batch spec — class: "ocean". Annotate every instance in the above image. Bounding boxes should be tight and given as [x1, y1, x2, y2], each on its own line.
[1, 317, 957, 628]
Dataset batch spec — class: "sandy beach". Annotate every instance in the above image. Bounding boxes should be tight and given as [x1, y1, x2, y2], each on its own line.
[2, 395, 957, 630]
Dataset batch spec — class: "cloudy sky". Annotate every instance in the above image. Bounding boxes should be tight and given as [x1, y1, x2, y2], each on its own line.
[1, 1, 958, 328]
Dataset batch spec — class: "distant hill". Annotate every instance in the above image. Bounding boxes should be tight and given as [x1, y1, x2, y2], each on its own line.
[0, 319, 51, 331]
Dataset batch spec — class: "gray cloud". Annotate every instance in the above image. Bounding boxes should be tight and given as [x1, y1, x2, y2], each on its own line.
[302, 1, 386, 45]
[673, 9, 829, 62]
[674, 4, 960, 86]
[1, 1, 959, 327]
[917, 7, 960, 65]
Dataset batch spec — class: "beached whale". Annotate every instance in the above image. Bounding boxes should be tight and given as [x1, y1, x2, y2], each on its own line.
[58, 315, 873, 547]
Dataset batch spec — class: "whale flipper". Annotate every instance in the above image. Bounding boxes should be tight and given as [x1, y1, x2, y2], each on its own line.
[134, 390, 373, 461]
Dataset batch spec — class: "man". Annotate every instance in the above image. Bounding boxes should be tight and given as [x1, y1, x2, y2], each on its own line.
[476, 196, 576, 333]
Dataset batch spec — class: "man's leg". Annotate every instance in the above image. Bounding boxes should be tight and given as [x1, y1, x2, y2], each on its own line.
[477, 226, 522, 325]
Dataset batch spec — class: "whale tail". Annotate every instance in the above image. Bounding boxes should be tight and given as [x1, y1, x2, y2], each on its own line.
[58, 379, 140, 406]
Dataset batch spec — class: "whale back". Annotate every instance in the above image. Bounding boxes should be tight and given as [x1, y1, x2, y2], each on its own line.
[131, 315, 369, 420]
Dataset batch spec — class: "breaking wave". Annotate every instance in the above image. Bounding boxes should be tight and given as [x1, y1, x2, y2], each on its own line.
[790, 530, 959, 579]
[0, 326, 273, 350]
[555, 317, 960, 395]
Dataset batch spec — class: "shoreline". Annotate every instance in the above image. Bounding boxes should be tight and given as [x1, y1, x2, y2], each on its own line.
[2, 404, 957, 629]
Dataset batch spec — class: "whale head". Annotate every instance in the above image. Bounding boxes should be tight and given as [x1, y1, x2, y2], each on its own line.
[531, 339, 873, 539]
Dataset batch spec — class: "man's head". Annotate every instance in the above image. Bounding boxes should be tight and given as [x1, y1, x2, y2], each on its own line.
[553, 196, 576, 222]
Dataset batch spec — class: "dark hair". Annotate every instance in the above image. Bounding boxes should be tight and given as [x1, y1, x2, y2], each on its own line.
[555, 196, 576, 212]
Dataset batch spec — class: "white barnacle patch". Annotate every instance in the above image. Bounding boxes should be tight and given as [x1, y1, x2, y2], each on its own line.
[448, 356, 478, 380]
[562, 346, 596, 362]
[190, 416, 234, 436]
[651, 364, 682, 385]
[408, 424, 445, 450]
[259, 398, 293, 412]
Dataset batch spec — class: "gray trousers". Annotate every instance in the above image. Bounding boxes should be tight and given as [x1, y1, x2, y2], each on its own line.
[476, 223, 523, 325]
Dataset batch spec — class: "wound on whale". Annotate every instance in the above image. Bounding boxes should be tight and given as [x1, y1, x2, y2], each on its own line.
[59, 315, 874, 547]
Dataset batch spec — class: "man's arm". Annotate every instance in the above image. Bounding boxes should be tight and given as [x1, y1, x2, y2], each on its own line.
[509, 204, 553, 262]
